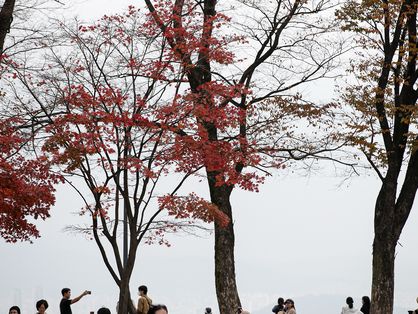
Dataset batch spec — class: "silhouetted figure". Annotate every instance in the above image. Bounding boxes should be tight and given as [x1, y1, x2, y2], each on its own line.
[8, 306, 21, 314]
[272, 297, 285, 314]
[341, 297, 361, 314]
[360, 296, 370, 314]
[36, 299, 49, 314]
[97, 307, 111, 314]
[205, 307, 212, 314]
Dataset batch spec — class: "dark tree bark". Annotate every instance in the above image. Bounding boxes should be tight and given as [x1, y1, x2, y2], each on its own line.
[337, 1, 418, 312]
[142, 0, 339, 312]
[370, 151, 418, 314]
[208, 176, 241, 313]
[371, 181, 398, 314]
[0, 0, 15, 53]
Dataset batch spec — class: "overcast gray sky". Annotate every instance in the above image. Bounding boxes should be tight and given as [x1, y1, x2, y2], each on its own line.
[1, 1, 418, 314]
[1, 174, 418, 314]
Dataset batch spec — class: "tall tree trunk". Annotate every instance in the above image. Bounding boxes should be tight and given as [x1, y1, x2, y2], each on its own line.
[371, 180, 398, 314]
[0, 0, 16, 53]
[208, 175, 241, 314]
[371, 231, 396, 314]
[118, 271, 136, 314]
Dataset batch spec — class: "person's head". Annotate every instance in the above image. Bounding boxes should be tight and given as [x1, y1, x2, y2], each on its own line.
[346, 297, 354, 309]
[148, 304, 168, 314]
[138, 285, 148, 296]
[9, 306, 21, 314]
[362, 296, 370, 305]
[277, 298, 284, 306]
[205, 307, 212, 314]
[61, 288, 71, 298]
[97, 307, 111, 314]
[36, 299, 49, 313]
[285, 299, 295, 309]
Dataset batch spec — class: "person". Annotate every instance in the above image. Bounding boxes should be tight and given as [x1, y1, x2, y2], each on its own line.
[415, 296, 418, 314]
[284, 299, 296, 314]
[237, 307, 250, 314]
[137, 285, 152, 314]
[341, 297, 361, 314]
[272, 297, 285, 314]
[148, 304, 168, 314]
[360, 296, 370, 314]
[60, 287, 91, 314]
[205, 307, 212, 314]
[8, 306, 21, 314]
[36, 299, 49, 314]
[97, 307, 111, 314]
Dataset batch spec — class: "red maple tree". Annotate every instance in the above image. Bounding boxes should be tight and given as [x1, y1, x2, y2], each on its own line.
[2, 2, 343, 313]
[0, 117, 61, 242]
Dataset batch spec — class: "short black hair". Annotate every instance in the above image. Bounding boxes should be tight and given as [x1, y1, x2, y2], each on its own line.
[138, 285, 148, 294]
[148, 304, 168, 314]
[36, 299, 49, 310]
[9, 306, 21, 314]
[61, 288, 71, 296]
[97, 307, 111, 314]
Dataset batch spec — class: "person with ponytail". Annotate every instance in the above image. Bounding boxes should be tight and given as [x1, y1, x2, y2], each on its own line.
[341, 297, 362, 314]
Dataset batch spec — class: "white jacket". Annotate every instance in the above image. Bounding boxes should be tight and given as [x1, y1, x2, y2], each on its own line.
[341, 306, 362, 314]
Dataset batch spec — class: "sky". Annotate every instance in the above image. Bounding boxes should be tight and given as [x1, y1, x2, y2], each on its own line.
[1, 174, 418, 314]
[1, 1, 418, 314]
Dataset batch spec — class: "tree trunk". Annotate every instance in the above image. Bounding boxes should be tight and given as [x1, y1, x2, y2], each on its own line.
[208, 176, 241, 314]
[0, 0, 16, 53]
[371, 234, 396, 314]
[118, 272, 136, 314]
[371, 180, 397, 314]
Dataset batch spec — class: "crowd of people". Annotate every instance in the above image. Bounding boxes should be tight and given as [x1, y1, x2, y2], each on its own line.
[7, 285, 167, 314]
[270, 295, 369, 314]
[7, 291, 418, 314]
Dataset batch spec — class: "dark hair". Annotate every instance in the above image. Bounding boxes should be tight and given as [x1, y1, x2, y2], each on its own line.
[362, 296, 370, 305]
[346, 297, 354, 309]
[285, 299, 295, 310]
[97, 307, 111, 314]
[138, 285, 148, 294]
[148, 304, 168, 314]
[9, 306, 21, 314]
[62, 288, 71, 296]
[278, 298, 284, 305]
[361, 296, 371, 314]
[205, 307, 212, 313]
[36, 299, 49, 310]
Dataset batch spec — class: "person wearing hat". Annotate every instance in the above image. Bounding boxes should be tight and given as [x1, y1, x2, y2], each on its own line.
[284, 299, 296, 314]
